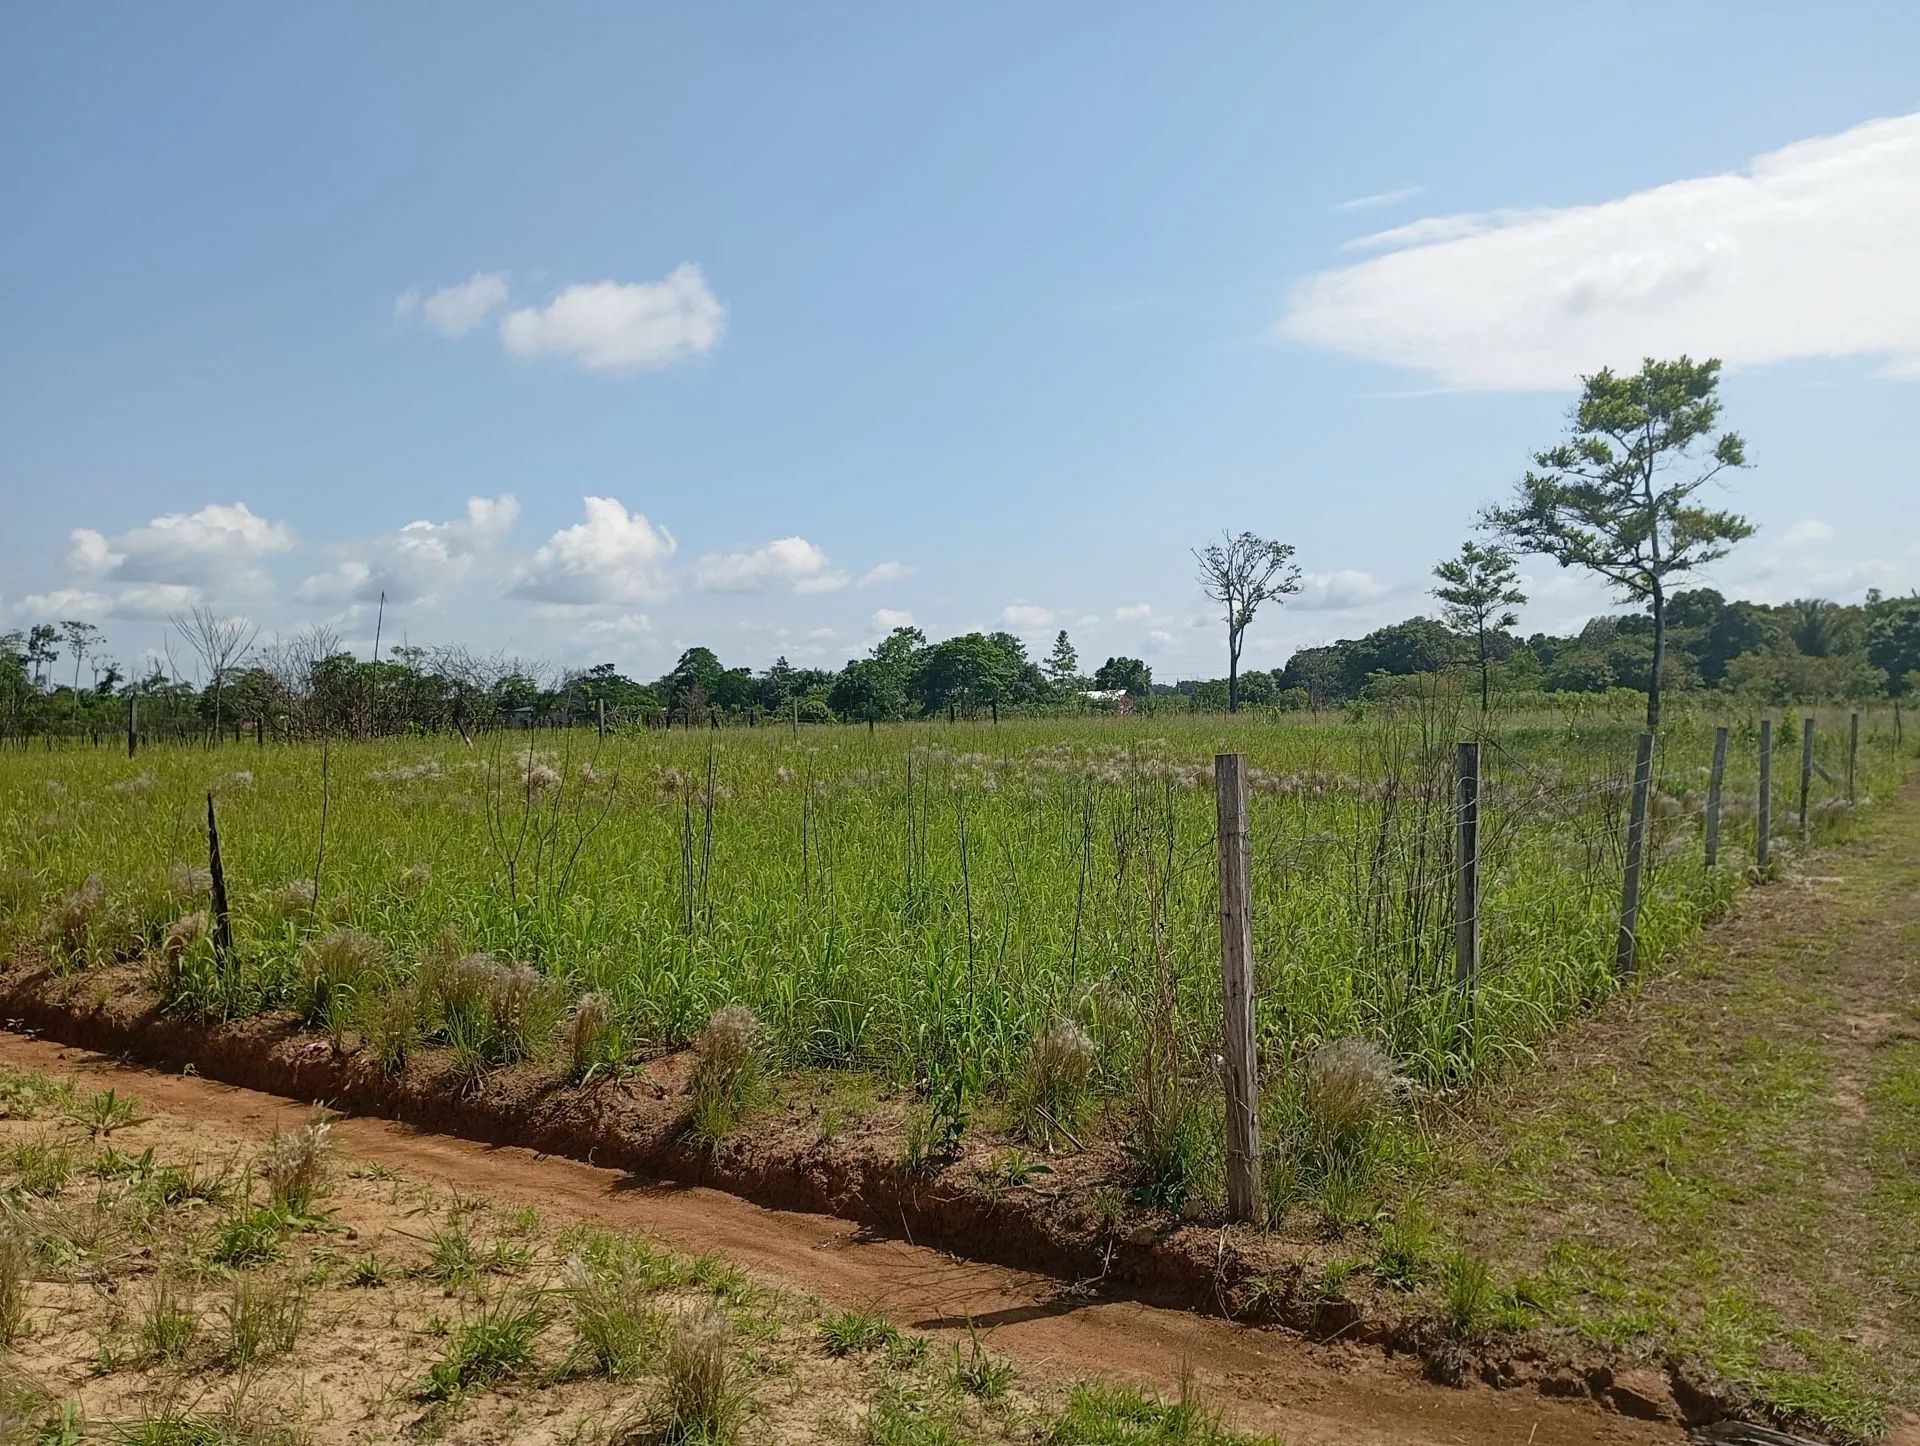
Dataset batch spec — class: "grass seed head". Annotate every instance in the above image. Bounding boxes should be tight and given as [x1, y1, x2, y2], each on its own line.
[259, 1110, 333, 1213]
[1304, 1037, 1400, 1140]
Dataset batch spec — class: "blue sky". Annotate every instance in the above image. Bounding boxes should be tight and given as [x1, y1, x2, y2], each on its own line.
[4, 2, 1918, 684]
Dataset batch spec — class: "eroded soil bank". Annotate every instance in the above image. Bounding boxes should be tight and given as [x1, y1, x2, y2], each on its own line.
[0, 1029, 1682, 1446]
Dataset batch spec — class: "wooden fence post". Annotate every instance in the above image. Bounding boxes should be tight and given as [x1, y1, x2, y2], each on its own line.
[1798, 715, 1815, 840]
[1705, 725, 1728, 867]
[1615, 731, 1654, 976]
[1213, 752, 1263, 1224]
[127, 696, 138, 759]
[597, 697, 606, 742]
[206, 792, 233, 965]
[1848, 712, 1859, 804]
[1758, 719, 1773, 873]
[1454, 741, 1480, 994]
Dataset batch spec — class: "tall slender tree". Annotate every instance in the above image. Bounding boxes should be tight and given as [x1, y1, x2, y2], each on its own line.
[1043, 630, 1080, 690]
[1193, 531, 1301, 712]
[1432, 541, 1526, 712]
[1486, 356, 1751, 729]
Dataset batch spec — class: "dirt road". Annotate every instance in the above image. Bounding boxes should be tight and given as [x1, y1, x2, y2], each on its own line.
[0, 1029, 1675, 1446]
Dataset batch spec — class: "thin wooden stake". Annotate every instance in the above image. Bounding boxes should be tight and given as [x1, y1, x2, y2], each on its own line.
[1454, 741, 1480, 994]
[597, 697, 606, 742]
[127, 695, 138, 759]
[1847, 712, 1859, 804]
[1615, 731, 1654, 976]
[1213, 752, 1263, 1224]
[1757, 719, 1773, 873]
[206, 791, 233, 964]
[1705, 725, 1728, 867]
[1798, 715, 1815, 840]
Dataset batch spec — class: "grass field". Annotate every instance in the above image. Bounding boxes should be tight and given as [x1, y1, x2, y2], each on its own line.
[1, 703, 1902, 1178]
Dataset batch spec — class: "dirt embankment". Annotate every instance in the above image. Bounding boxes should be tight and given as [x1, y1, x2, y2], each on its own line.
[0, 1027, 1688, 1446]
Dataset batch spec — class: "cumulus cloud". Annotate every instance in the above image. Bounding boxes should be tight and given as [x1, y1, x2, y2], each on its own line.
[870, 608, 915, 631]
[300, 495, 520, 607]
[396, 272, 510, 337]
[1000, 603, 1056, 630]
[1281, 110, 1920, 389]
[859, 561, 912, 587]
[694, 536, 846, 594]
[507, 498, 676, 606]
[501, 264, 725, 373]
[1780, 518, 1834, 546]
[1332, 184, 1424, 213]
[67, 502, 293, 588]
[1114, 603, 1157, 623]
[1294, 569, 1393, 611]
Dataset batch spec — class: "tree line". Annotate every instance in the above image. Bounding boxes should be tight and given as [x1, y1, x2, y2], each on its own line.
[5, 358, 1918, 741]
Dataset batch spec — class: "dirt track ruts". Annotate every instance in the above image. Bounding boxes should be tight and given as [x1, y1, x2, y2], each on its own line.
[0, 1029, 1676, 1446]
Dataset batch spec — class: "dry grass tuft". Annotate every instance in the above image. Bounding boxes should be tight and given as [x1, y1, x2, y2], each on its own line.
[0, 1223, 30, 1345]
[567, 991, 622, 1081]
[689, 1005, 765, 1142]
[1012, 1018, 1096, 1146]
[293, 927, 389, 1037]
[1303, 1037, 1400, 1141]
[161, 912, 208, 964]
[44, 873, 108, 963]
[164, 863, 214, 903]
[266, 877, 318, 919]
[259, 1110, 333, 1214]
[654, 1300, 746, 1441]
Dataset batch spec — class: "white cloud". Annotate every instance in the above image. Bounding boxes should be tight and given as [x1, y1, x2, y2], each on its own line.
[1295, 569, 1393, 611]
[501, 264, 725, 373]
[870, 608, 915, 631]
[693, 536, 846, 594]
[1332, 184, 1424, 213]
[1780, 518, 1834, 546]
[67, 502, 293, 587]
[397, 272, 510, 337]
[1281, 111, 1920, 389]
[300, 494, 520, 606]
[112, 583, 200, 620]
[509, 497, 677, 605]
[1114, 603, 1157, 623]
[1148, 629, 1177, 647]
[859, 561, 912, 587]
[1000, 603, 1056, 630]
[14, 588, 110, 621]
[573, 613, 654, 645]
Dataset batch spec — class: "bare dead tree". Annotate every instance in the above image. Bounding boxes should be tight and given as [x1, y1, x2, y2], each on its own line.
[1193, 531, 1302, 712]
[170, 605, 258, 743]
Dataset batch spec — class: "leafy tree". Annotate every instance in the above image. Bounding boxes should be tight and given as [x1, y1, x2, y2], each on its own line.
[1337, 618, 1456, 696]
[1276, 647, 1341, 709]
[1193, 531, 1301, 712]
[1486, 355, 1752, 728]
[25, 624, 57, 688]
[1091, 656, 1151, 693]
[916, 633, 1013, 719]
[1431, 541, 1527, 711]
[1043, 630, 1080, 690]
[58, 620, 102, 697]
[828, 657, 906, 725]
[1866, 601, 1920, 694]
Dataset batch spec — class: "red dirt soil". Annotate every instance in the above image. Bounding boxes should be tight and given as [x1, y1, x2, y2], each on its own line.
[0, 1029, 1680, 1446]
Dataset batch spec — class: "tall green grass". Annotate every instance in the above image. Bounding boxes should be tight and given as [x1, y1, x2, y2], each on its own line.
[0, 703, 1904, 1121]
